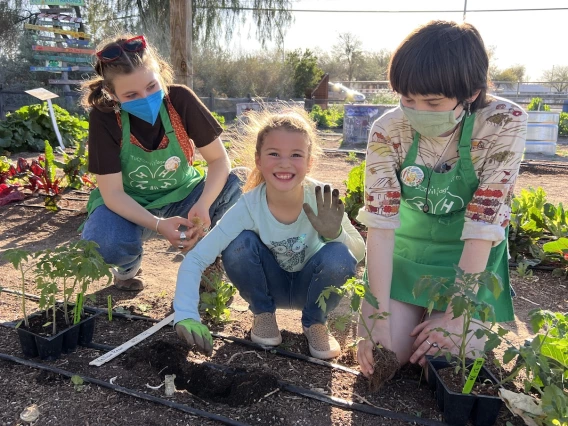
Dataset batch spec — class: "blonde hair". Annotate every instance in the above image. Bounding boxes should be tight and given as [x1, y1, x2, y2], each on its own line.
[237, 105, 322, 192]
[80, 33, 174, 112]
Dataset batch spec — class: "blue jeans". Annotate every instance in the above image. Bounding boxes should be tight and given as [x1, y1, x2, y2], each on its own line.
[82, 169, 245, 278]
[221, 231, 357, 328]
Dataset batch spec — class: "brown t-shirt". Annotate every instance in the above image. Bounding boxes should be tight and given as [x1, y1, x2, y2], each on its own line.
[87, 84, 223, 174]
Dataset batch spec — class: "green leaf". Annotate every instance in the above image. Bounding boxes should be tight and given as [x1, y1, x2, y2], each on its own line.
[71, 375, 84, 385]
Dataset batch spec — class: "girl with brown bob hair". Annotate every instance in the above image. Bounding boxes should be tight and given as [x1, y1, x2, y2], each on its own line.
[356, 20, 527, 378]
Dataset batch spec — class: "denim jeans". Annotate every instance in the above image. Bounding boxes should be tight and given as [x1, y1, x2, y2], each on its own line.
[221, 231, 357, 328]
[82, 169, 245, 279]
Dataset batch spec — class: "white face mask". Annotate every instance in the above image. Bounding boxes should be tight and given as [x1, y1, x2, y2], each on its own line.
[400, 101, 465, 137]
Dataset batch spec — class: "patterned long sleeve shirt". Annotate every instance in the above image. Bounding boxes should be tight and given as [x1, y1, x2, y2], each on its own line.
[357, 96, 527, 245]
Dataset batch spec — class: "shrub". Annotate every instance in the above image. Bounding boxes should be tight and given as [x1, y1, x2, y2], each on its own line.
[341, 160, 365, 224]
[0, 104, 88, 152]
[527, 97, 551, 112]
[559, 112, 568, 137]
[309, 105, 344, 128]
[211, 111, 227, 129]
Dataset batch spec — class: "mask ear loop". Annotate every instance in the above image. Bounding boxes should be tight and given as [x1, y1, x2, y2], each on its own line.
[463, 101, 472, 116]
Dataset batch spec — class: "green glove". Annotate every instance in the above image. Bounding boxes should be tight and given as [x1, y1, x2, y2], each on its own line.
[175, 319, 213, 356]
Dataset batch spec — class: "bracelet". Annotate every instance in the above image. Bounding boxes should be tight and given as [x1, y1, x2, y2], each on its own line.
[155, 217, 162, 234]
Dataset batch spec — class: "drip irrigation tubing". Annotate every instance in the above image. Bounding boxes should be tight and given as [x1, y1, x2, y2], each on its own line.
[0, 352, 251, 426]
[201, 360, 449, 426]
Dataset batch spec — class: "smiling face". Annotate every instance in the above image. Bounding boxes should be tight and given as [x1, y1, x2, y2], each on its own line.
[255, 129, 311, 195]
[109, 66, 162, 104]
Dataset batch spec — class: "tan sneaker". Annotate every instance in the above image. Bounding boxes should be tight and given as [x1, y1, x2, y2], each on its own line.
[303, 323, 341, 360]
[114, 268, 144, 291]
[251, 313, 282, 346]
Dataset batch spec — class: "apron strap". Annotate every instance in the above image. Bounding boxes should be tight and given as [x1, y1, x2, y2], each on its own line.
[456, 113, 478, 189]
[119, 102, 174, 147]
[405, 130, 420, 164]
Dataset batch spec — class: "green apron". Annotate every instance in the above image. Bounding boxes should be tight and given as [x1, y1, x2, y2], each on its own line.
[388, 113, 513, 322]
[86, 102, 204, 216]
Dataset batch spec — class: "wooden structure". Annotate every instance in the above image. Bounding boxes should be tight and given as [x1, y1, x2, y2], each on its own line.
[170, 0, 193, 88]
[305, 73, 329, 110]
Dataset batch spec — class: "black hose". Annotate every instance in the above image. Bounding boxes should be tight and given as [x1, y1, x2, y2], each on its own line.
[211, 332, 360, 376]
[279, 382, 450, 426]
[0, 352, 251, 426]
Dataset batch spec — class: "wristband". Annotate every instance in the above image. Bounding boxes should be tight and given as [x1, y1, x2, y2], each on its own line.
[322, 226, 342, 242]
[155, 217, 162, 234]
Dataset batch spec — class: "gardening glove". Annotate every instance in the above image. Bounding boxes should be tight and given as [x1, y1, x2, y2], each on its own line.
[303, 185, 344, 240]
[175, 319, 214, 356]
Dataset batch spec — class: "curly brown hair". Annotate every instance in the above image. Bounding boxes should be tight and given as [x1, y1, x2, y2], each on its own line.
[80, 33, 173, 112]
[236, 105, 322, 193]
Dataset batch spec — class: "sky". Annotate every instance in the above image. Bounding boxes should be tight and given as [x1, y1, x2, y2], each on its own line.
[230, 0, 567, 81]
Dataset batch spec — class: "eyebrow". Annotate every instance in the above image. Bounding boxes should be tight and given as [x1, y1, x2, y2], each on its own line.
[120, 80, 157, 97]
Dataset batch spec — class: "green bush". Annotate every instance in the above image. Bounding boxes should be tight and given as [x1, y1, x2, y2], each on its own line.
[341, 160, 366, 224]
[527, 97, 550, 112]
[0, 103, 88, 152]
[211, 111, 227, 129]
[559, 112, 568, 137]
[309, 105, 344, 128]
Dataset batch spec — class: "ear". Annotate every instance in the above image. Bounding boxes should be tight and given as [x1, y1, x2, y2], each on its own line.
[254, 153, 261, 169]
[467, 89, 481, 103]
[307, 156, 314, 173]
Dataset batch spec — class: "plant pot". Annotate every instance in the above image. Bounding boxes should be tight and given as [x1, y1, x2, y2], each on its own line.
[15, 308, 98, 361]
[426, 356, 503, 426]
[78, 310, 103, 346]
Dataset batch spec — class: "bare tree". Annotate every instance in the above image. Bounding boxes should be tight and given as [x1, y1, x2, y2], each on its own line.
[333, 32, 363, 82]
[542, 65, 568, 93]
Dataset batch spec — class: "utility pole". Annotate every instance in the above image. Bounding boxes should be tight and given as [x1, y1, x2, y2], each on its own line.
[170, 0, 193, 88]
[463, 0, 468, 21]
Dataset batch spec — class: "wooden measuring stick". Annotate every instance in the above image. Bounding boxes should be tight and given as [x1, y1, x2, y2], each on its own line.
[89, 313, 174, 367]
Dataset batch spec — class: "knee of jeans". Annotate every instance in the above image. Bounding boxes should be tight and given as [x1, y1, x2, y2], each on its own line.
[318, 243, 357, 278]
[221, 231, 260, 267]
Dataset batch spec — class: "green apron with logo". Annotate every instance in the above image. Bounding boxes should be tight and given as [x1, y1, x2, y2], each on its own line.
[388, 113, 513, 322]
[86, 102, 204, 216]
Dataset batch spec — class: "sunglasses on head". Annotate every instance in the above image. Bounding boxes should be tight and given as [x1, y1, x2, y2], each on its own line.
[96, 35, 147, 63]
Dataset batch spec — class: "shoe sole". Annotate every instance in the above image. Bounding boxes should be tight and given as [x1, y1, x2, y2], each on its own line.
[251, 331, 282, 346]
[307, 345, 341, 360]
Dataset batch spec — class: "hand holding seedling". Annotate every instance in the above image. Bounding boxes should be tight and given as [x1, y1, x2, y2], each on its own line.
[187, 201, 211, 237]
[303, 185, 344, 240]
[157, 216, 199, 251]
[175, 318, 213, 356]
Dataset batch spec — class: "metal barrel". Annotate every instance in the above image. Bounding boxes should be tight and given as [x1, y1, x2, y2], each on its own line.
[525, 111, 559, 156]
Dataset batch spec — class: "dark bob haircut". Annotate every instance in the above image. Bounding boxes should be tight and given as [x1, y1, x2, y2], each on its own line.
[388, 20, 490, 112]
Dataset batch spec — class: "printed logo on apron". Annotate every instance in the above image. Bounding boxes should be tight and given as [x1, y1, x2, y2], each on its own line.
[400, 166, 424, 187]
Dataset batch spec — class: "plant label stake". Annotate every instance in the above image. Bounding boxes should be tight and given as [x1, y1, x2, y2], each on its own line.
[89, 314, 174, 367]
[107, 296, 113, 321]
[24, 88, 65, 152]
[462, 358, 485, 394]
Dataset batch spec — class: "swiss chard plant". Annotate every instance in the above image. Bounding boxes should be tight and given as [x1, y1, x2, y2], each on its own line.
[413, 266, 505, 387]
[542, 238, 568, 279]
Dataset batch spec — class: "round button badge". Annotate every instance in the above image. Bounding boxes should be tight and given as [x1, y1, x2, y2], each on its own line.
[400, 166, 425, 187]
[164, 156, 181, 172]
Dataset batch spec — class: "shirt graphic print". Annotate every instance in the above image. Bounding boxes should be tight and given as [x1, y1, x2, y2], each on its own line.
[269, 234, 308, 271]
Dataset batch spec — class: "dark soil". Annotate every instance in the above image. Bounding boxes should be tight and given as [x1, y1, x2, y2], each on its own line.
[437, 367, 500, 397]
[22, 306, 87, 336]
[368, 346, 399, 393]
[1, 139, 567, 425]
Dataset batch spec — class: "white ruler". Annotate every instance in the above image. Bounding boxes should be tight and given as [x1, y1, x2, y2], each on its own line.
[89, 313, 174, 367]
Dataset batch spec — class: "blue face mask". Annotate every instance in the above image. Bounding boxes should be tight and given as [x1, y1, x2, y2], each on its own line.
[120, 89, 164, 125]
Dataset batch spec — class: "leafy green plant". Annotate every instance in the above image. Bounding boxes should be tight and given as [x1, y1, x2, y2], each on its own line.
[527, 98, 551, 112]
[346, 151, 358, 163]
[559, 112, 568, 137]
[543, 238, 568, 279]
[34, 240, 112, 335]
[413, 266, 505, 387]
[499, 310, 568, 425]
[53, 141, 94, 190]
[309, 105, 344, 128]
[318, 277, 388, 343]
[0, 103, 88, 152]
[199, 271, 236, 324]
[513, 261, 534, 279]
[341, 160, 366, 224]
[211, 111, 227, 129]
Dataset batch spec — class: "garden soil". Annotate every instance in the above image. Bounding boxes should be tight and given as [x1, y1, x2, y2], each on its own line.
[1, 133, 567, 425]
